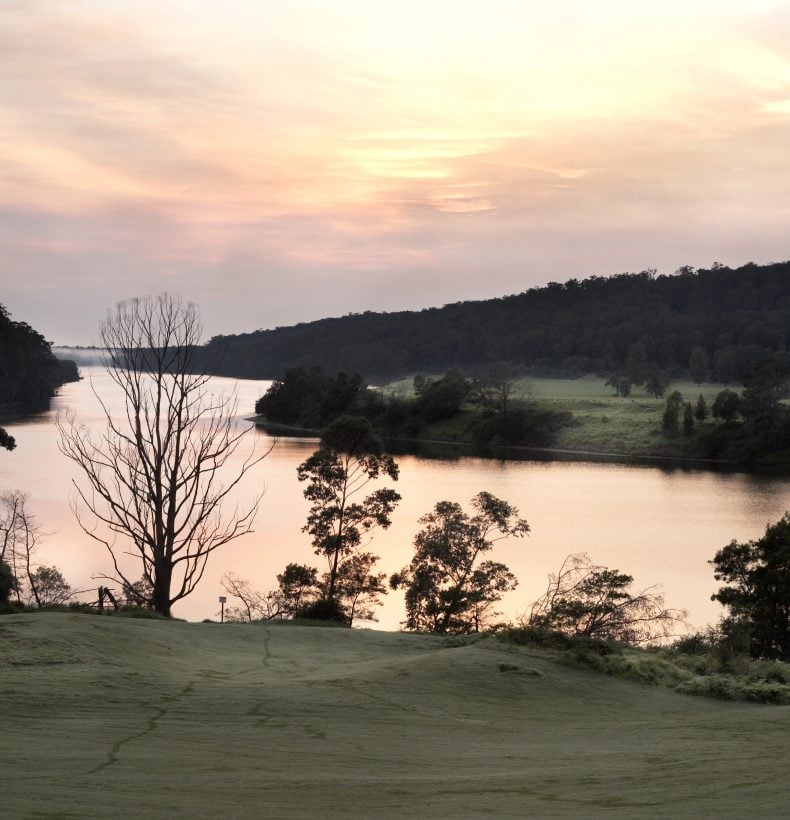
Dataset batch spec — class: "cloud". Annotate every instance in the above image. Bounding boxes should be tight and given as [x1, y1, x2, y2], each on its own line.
[2, 0, 790, 344]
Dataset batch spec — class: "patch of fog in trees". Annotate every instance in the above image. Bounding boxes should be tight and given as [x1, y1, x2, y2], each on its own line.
[52, 347, 106, 367]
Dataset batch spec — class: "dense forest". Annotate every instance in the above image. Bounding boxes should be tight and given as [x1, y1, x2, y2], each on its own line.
[0, 304, 78, 419]
[198, 262, 790, 383]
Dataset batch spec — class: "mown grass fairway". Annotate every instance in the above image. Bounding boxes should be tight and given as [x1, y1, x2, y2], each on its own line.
[3, 613, 790, 817]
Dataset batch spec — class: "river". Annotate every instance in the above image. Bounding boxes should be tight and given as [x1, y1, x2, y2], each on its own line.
[1, 367, 788, 632]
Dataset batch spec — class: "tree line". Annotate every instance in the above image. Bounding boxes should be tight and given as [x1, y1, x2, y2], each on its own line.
[257, 358, 790, 464]
[197, 261, 790, 383]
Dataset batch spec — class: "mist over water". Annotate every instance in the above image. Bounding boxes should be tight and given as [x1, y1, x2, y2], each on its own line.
[2, 367, 788, 631]
[52, 347, 106, 367]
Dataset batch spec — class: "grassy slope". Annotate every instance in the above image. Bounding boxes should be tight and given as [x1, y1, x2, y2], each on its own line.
[534, 377, 723, 457]
[387, 376, 734, 460]
[3, 614, 790, 818]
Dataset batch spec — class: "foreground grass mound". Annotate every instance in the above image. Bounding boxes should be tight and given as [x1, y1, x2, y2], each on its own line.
[3, 613, 790, 817]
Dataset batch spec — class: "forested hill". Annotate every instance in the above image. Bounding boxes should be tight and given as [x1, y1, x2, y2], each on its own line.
[0, 305, 78, 418]
[201, 262, 790, 382]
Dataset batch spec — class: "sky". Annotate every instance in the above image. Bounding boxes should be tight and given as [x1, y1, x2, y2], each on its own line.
[2, 0, 790, 346]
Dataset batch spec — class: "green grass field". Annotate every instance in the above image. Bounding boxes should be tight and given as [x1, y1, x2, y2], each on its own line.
[3, 613, 790, 817]
[530, 376, 722, 457]
[386, 375, 728, 458]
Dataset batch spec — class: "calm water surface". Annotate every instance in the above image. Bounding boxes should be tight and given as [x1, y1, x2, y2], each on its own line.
[2, 368, 788, 631]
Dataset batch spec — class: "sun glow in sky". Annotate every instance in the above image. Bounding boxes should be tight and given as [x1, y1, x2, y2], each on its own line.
[2, 0, 790, 343]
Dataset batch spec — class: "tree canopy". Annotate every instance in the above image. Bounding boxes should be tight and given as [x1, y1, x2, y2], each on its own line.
[255, 367, 368, 429]
[297, 415, 400, 621]
[527, 553, 686, 644]
[0, 559, 15, 604]
[0, 428, 15, 451]
[392, 491, 529, 633]
[711, 513, 790, 660]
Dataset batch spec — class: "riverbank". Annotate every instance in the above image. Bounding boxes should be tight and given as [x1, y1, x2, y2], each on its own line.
[251, 374, 784, 470]
[252, 417, 745, 471]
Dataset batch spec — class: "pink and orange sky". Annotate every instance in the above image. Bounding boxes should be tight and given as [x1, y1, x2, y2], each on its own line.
[3, 0, 790, 345]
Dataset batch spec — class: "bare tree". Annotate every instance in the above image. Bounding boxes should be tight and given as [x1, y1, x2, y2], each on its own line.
[475, 363, 525, 414]
[220, 565, 324, 623]
[0, 491, 73, 607]
[525, 553, 687, 645]
[58, 294, 269, 617]
[220, 572, 282, 622]
[1, 491, 42, 605]
[0, 491, 24, 568]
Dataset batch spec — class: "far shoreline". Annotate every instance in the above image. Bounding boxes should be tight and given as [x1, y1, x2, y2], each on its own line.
[248, 416, 777, 474]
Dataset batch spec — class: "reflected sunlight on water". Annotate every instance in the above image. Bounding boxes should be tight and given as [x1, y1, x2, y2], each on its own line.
[2, 367, 788, 631]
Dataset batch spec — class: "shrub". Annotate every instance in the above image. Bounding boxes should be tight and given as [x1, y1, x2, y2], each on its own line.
[0, 560, 17, 604]
[298, 597, 351, 625]
[113, 606, 173, 620]
[498, 625, 790, 704]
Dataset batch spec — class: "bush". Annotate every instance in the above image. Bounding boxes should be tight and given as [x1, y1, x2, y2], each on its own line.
[298, 597, 351, 625]
[671, 626, 722, 656]
[499, 624, 790, 704]
[498, 625, 620, 657]
[0, 559, 16, 604]
[469, 407, 573, 448]
[112, 606, 173, 620]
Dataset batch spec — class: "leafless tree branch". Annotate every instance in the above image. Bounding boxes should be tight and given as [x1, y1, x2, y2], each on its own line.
[57, 294, 271, 616]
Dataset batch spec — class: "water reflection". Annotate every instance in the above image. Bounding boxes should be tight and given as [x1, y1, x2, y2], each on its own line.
[2, 367, 788, 632]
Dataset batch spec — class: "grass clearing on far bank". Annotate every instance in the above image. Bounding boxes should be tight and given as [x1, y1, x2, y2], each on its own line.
[3, 613, 790, 818]
[530, 377, 723, 456]
[384, 374, 729, 458]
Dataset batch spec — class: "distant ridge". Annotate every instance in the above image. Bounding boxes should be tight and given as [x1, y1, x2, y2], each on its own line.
[199, 261, 790, 382]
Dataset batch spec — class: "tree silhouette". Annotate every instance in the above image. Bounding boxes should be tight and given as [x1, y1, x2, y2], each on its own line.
[712, 513, 790, 660]
[392, 492, 528, 633]
[0, 428, 15, 451]
[297, 415, 399, 612]
[58, 294, 268, 617]
[527, 553, 686, 644]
